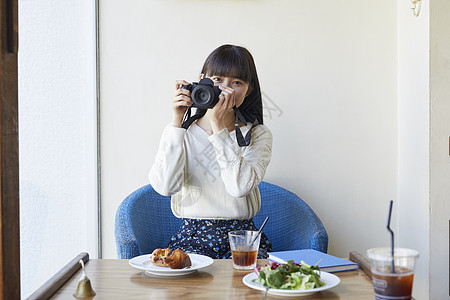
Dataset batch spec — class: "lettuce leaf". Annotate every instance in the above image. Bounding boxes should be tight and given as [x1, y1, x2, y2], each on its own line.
[254, 260, 325, 290]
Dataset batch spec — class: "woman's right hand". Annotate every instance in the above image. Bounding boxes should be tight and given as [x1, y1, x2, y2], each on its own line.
[171, 80, 193, 127]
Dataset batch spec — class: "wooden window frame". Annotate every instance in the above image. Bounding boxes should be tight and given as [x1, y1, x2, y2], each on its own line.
[0, 0, 20, 299]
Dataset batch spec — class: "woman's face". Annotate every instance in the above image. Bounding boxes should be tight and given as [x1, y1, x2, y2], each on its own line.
[203, 75, 252, 108]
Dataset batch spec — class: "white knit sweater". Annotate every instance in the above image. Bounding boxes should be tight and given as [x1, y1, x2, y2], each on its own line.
[149, 122, 272, 219]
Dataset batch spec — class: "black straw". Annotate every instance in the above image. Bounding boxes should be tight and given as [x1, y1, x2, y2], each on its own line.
[386, 200, 395, 273]
[252, 217, 269, 245]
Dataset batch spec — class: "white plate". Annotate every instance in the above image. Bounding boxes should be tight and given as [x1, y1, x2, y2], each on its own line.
[242, 271, 340, 297]
[129, 253, 214, 277]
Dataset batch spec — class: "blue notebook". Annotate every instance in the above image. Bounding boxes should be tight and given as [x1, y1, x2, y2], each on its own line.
[268, 249, 359, 273]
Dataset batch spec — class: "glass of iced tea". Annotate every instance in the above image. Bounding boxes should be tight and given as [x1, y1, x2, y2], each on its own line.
[367, 247, 419, 300]
[228, 230, 260, 270]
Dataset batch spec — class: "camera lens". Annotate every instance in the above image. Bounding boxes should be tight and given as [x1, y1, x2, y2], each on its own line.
[192, 86, 214, 107]
[198, 90, 210, 103]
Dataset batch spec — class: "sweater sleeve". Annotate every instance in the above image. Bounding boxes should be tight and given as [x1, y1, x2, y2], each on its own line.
[148, 124, 186, 196]
[207, 125, 272, 198]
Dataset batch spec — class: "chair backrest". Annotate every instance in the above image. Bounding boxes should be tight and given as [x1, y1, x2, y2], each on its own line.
[254, 182, 328, 252]
[115, 185, 180, 258]
[115, 181, 328, 258]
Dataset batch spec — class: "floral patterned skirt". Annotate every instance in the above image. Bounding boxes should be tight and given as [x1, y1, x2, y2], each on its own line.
[167, 218, 272, 259]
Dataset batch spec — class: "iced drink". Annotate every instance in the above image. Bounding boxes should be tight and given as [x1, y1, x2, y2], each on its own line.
[228, 230, 260, 270]
[367, 248, 419, 300]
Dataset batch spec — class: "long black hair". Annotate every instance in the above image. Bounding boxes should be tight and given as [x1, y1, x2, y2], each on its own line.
[181, 45, 263, 146]
[183, 45, 263, 126]
[200, 44, 263, 125]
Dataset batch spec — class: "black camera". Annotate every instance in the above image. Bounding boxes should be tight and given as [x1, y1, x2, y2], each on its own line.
[181, 78, 221, 109]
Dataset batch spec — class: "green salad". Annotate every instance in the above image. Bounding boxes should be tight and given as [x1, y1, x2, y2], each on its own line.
[254, 260, 326, 290]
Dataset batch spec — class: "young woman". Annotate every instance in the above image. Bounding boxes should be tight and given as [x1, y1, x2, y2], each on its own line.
[149, 44, 272, 259]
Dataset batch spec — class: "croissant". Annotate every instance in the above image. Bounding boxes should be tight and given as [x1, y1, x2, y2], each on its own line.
[150, 248, 171, 267]
[150, 248, 192, 269]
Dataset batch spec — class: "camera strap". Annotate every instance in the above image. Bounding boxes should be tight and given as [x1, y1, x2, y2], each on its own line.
[181, 107, 202, 129]
[181, 106, 257, 147]
[233, 106, 258, 147]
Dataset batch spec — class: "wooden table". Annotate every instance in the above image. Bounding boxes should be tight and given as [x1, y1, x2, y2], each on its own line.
[51, 259, 375, 299]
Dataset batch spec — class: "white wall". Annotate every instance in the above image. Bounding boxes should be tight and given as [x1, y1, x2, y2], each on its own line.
[18, 1, 98, 298]
[397, 1, 430, 299]
[429, 0, 450, 299]
[100, 0, 398, 259]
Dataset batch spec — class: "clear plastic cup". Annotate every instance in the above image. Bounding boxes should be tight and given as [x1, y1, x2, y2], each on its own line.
[228, 230, 260, 270]
[367, 247, 419, 300]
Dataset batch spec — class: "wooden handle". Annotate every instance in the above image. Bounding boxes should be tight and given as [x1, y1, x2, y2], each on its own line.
[27, 252, 90, 300]
[6, 0, 18, 54]
[349, 251, 372, 279]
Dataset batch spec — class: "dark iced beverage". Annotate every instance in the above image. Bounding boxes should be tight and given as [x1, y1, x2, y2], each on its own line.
[367, 248, 419, 300]
[228, 230, 260, 270]
[231, 248, 258, 267]
[372, 266, 414, 300]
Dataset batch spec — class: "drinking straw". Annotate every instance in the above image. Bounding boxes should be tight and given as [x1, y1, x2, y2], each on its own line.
[386, 200, 395, 273]
[251, 217, 269, 245]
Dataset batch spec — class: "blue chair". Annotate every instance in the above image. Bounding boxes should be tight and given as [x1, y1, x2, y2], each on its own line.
[115, 181, 328, 259]
[254, 182, 328, 252]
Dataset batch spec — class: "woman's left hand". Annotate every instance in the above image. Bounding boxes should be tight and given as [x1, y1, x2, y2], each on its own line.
[209, 85, 235, 132]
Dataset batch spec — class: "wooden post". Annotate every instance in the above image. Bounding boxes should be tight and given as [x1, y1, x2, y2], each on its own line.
[0, 0, 20, 299]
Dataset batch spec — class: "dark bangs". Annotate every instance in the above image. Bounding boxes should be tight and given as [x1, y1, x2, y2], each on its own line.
[201, 45, 252, 83]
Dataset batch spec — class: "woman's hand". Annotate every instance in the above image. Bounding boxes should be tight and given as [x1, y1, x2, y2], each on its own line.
[209, 85, 236, 132]
[171, 80, 193, 127]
